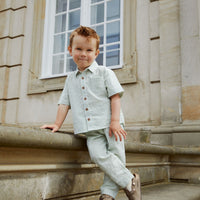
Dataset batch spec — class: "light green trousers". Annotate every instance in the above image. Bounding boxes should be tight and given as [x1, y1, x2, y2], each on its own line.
[85, 127, 133, 198]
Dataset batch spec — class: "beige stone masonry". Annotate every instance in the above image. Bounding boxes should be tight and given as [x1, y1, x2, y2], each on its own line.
[0, 38, 8, 66]
[1, 125, 200, 155]
[0, 8, 25, 38]
[0, 125, 200, 199]
[180, 0, 200, 122]
[150, 83, 161, 123]
[0, 101, 3, 123]
[159, 0, 181, 124]
[0, 37, 23, 66]
[4, 99, 18, 124]
[6, 66, 21, 99]
[7, 37, 23, 66]
[0, 0, 26, 11]
[149, 1, 159, 39]
[0, 67, 8, 99]
[150, 39, 160, 82]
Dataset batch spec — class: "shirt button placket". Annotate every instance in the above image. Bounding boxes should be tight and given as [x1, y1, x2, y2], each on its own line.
[81, 75, 90, 126]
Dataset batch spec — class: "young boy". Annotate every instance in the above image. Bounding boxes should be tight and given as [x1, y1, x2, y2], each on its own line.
[41, 26, 141, 200]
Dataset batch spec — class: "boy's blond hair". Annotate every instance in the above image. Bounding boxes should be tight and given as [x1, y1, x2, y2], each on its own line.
[69, 26, 100, 50]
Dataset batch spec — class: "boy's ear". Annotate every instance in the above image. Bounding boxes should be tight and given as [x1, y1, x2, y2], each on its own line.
[95, 49, 100, 58]
[68, 46, 72, 56]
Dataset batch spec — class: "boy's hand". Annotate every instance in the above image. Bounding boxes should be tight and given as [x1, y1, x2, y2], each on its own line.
[109, 121, 127, 141]
[40, 124, 60, 133]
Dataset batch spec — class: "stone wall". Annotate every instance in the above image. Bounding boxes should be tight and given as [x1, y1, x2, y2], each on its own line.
[0, 0, 200, 138]
[0, 0, 26, 124]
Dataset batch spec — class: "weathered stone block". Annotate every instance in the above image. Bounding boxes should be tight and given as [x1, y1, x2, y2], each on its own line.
[7, 37, 23, 66]
[160, 84, 181, 124]
[0, 173, 45, 200]
[11, 0, 27, 9]
[0, 10, 11, 38]
[7, 66, 20, 99]
[0, 67, 7, 99]
[0, 8, 25, 38]
[0, 0, 11, 11]
[181, 37, 200, 87]
[10, 8, 25, 37]
[150, 83, 161, 122]
[4, 99, 18, 124]
[173, 132, 200, 147]
[150, 133, 172, 146]
[0, 100, 3, 123]
[0, 38, 8, 66]
[180, 0, 199, 38]
[150, 39, 160, 82]
[182, 86, 200, 121]
[149, 1, 159, 38]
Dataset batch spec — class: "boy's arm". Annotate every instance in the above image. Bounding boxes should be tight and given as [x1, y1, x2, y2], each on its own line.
[40, 104, 70, 132]
[109, 94, 127, 141]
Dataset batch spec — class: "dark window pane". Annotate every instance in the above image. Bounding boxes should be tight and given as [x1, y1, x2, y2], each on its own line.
[106, 21, 120, 43]
[91, 3, 104, 24]
[68, 10, 80, 30]
[52, 54, 64, 74]
[69, 0, 81, 10]
[55, 14, 66, 33]
[106, 50, 120, 66]
[56, 0, 68, 13]
[107, 0, 120, 21]
[53, 34, 65, 53]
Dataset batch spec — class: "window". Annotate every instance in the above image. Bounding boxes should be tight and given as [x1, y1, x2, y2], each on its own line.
[41, 0, 123, 78]
[28, 0, 136, 94]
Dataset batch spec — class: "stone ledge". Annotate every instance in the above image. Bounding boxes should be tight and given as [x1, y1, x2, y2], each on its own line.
[0, 125, 87, 151]
[1, 125, 200, 155]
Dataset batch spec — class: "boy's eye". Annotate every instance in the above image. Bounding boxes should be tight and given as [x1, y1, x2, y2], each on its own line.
[87, 49, 92, 52]
[77, 48, 81, 50]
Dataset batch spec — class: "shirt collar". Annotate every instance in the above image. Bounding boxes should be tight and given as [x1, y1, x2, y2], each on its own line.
[75, 61, 98, 76]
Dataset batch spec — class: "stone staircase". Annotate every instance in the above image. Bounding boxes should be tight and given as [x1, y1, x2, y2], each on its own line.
[0, 125, 200, 200]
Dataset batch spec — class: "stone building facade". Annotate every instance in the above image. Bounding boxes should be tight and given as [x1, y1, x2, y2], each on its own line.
[0, 0, 200, 199]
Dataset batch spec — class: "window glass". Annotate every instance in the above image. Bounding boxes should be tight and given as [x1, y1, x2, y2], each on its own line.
[55, 14, 66, 33]
[52, 54, 64, 74]
[107, 0, 120, 21]
[53, 34, 65, 53]
[42, 0, 123, 77]
[92, 24, 104, 45]
[106, 21, 120, 43]
[91, 3, 104, 25]
[56, 0, 68, 13]
[91, 0, 104, 3]
[66, 56, 77, 72]
[106, 44, 120, 66]
[68, 10, 80, 30]
[69, 0, 81, 10]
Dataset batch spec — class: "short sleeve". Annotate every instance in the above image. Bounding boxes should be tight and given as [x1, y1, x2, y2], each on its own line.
[58, 77, 71, 106]
[104, 68, 124, 98]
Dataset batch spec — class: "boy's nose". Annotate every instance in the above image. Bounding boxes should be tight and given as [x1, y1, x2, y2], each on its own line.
[80, 51, 87, 56]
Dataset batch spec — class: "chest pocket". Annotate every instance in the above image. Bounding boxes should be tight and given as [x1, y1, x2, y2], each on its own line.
[87, 76, 108, 97]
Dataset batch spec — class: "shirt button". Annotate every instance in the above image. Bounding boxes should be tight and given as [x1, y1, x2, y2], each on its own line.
[82, 77, 84, 79]
[84, 97, 87, 100]
[85, 108, 88, 111]
[88, 118, 90, 121]
[82, 86, 85, 89]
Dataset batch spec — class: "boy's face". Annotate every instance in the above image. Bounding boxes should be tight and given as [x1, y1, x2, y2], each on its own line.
[68, 35, 100, 71]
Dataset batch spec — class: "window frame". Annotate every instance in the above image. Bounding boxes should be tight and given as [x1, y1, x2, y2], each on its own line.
[41, 0, 124, 79]
[28, 0, 137, 94]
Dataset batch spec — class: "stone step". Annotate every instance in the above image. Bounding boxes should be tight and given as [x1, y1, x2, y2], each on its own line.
[63, 182, 200, 200]
[1, 125, 200, 200]
[116, 182, 200, 200]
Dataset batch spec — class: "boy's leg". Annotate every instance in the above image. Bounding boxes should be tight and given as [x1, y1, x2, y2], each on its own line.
[85, 128, 133, 198]
[100, 126, 126, 196]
